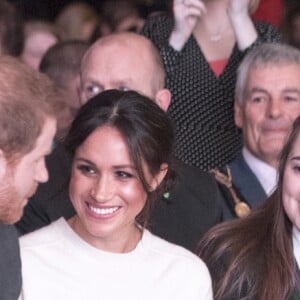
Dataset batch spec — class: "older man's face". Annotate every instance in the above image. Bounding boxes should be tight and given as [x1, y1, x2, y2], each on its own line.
[235, 65, 300, 167]
[80, 42, 157, 104]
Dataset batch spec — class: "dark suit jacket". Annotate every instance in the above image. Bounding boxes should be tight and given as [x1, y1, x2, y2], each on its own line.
[218, 152, 267, 219]
[0, 223, 22, 300]
[16, 143, 223, 253]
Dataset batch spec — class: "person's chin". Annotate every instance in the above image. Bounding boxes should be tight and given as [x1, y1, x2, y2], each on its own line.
[28, 185, 38, 199]
[262, 137, 284, 150]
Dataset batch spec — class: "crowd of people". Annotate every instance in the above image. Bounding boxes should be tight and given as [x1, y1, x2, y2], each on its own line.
[1, 0, 300, 299]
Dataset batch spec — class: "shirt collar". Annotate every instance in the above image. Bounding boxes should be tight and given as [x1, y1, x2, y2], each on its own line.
[242, 147, 278, 195]
[293, 226, 300, 269]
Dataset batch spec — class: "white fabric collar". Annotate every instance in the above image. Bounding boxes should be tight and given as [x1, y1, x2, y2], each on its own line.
[293, 226, 300, 269]
[242, 147, 277, 195]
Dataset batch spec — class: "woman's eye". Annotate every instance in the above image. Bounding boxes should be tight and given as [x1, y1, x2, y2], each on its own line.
[116, 171, 133, 179]
[77, 164, 95, 175]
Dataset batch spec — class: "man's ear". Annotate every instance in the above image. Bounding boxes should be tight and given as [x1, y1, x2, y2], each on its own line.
[234, 98, 243, 129]
[149, 163, 168, 192]
[0, 149, 7, 181]
[154, 89, 171, 112]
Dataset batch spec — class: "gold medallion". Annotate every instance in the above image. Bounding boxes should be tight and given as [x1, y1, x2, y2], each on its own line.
[235, 202, 251, 218]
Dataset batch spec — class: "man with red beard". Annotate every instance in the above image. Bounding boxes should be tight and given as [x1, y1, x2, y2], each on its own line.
[212, 43, 300, 219]
[0, 56, 59, 299]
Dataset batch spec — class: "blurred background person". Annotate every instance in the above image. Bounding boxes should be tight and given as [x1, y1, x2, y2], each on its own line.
[20, 20, 58, 70]
[281, 2, 300, 49]
[40, 40, 89, 115]
[0, 0, 24, 57]
[101, 0, 145, 34]
[54, 2, 101, 43]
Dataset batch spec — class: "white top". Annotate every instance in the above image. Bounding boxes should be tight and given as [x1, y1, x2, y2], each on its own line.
[242, 147, 277, 195]
[19, 218, 212, 300]
[293, 226, 300, 269]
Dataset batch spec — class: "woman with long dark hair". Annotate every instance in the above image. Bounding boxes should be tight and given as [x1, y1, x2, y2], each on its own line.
[198, 116, 300, 299]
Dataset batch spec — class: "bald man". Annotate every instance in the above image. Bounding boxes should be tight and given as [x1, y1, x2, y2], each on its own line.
[17, 33, 223, 252]
[79, 33, 170, 111]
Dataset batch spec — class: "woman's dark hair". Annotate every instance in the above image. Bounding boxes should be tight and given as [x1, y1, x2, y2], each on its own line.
[198, 116, 300, 300]
[65, 89, 175, 227]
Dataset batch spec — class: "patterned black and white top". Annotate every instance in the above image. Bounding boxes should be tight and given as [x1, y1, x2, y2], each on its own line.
[142, 14, 281, 170]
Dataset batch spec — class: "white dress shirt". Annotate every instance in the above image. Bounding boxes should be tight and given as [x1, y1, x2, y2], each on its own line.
[242, 147, 278, 196]
[293, 226, 300, 269]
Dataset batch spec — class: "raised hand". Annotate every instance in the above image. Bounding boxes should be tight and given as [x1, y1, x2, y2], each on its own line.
[228, 0, 252, 17]
[227, 0, 258, 50]
[169, 0, 207, 51]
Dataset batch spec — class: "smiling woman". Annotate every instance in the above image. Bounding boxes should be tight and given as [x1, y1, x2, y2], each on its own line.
[19, 90, 212, 300]
[68, 121, 167, 252]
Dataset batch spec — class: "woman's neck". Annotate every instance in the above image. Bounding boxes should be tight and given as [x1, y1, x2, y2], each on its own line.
[195, 0, 231, 32]
[194, 13, 233, 45]
[192, 0, 235, 61]
[68, 215, 143, 253]
[202, 0, 230, 15]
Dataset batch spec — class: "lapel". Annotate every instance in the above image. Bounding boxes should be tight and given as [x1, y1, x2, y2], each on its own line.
[229, 153, 267, 209]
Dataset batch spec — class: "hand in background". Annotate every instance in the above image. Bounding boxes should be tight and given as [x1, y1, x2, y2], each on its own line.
[228, 0, 257, 50]
[169, 0, 206, 51]
[228, 0, 252, 19]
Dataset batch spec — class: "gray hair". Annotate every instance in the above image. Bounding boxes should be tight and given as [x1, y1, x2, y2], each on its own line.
[235, 43, 300, 104]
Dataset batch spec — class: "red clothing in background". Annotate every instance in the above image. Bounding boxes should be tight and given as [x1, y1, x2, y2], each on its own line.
[252, 0, 283, 27]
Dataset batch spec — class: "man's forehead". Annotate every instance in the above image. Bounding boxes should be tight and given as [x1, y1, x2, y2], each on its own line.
[248, 65, 300, 82]
[82, 72, 134, 87]
[80, 37, 159, 98]
[84, 39, 152, 67]
[82, 49, 153, 83]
